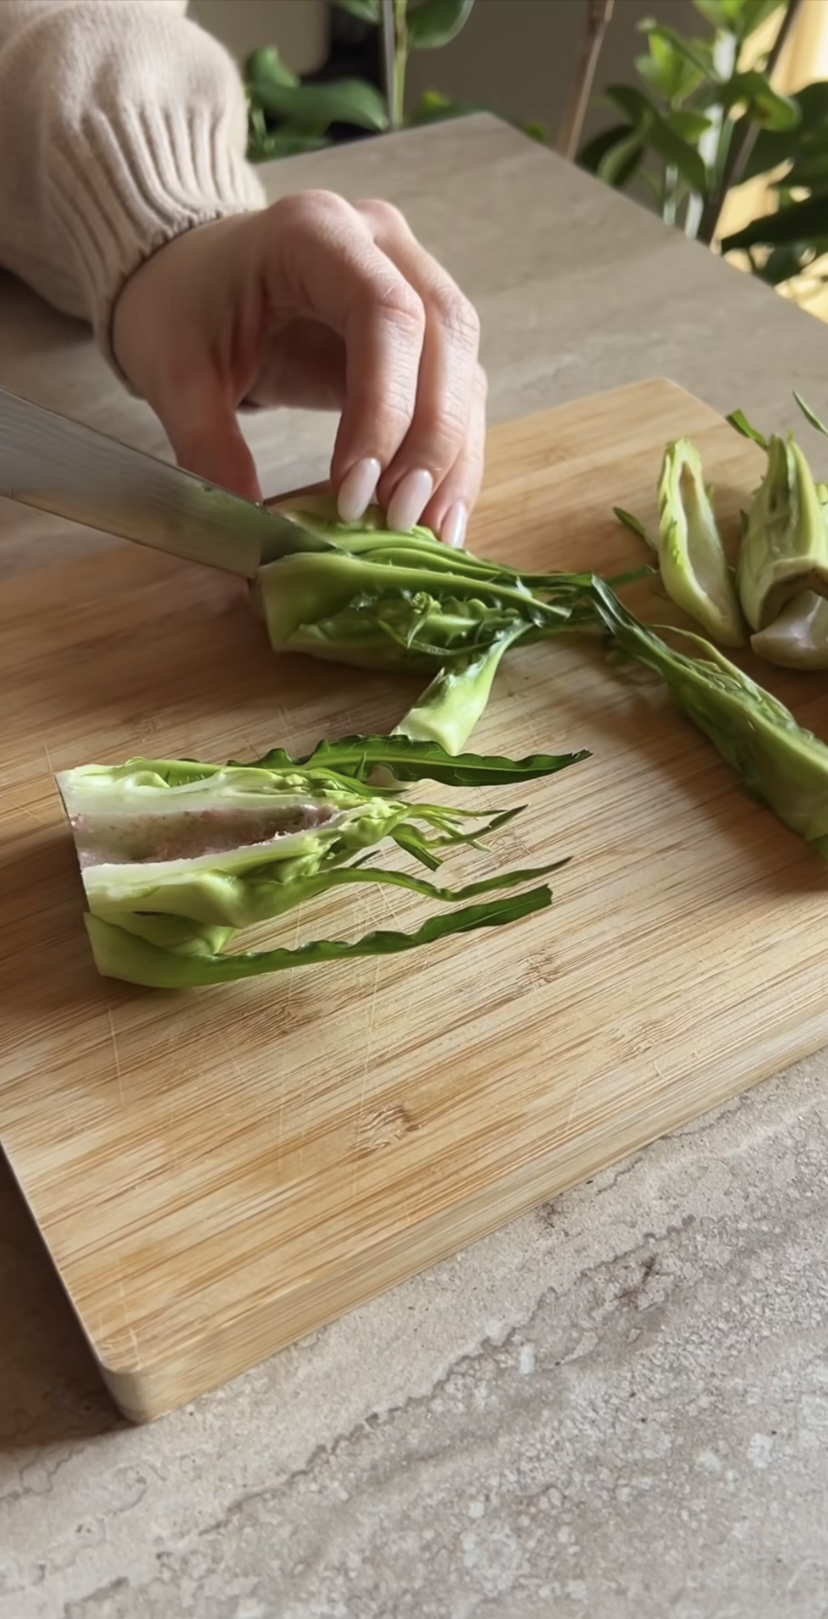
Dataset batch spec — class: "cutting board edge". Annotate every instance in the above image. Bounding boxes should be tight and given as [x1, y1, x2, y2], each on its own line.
[60, 1000, 828, 1426]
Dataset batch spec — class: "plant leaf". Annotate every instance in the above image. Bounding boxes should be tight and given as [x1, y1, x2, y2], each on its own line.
[605, 86, 708, 193]
[409, 89, 481, 125]
[726, 409, 769, 448]
[736, 82, 828, 183]
[722, 192, 828, 253]
[247, 75, 389, 133]
[84, 887, 555, 989]
[598, 128, 647, 188]
[638, 19, 715, 80]
[613, 506, 656, 548]
[579, 122, 643, 189]
[635, 29, 707, 103]
[693, 0, 784, 38]
[408, 0, 476, 49]
[333, 0, 382, 19]
[244, 734, 590, 787]
[244, 46, 300, 90]
[708, 71, 800, 131]
[794, 393, 828, 438]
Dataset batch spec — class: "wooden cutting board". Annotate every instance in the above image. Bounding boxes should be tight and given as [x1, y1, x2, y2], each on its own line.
[3, 377, 827, 1425]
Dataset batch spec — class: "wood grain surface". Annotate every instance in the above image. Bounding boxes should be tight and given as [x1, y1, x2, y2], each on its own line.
[2, 377, 825, 1424]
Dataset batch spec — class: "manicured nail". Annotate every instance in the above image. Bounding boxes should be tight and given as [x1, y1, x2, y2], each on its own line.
[440, 502, 468, 550]
[337, 456, 381, 522]
[387, 468, 434, 533]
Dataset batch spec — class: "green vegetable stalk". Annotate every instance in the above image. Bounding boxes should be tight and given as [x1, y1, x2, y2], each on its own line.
[57, 736, 588, 989]
[589, 576, 828, 858]
[250, 495, 605, 752]
[655, 439, 746, 647]
[614, 440, 745, 646]
[737, 433, 828, 633]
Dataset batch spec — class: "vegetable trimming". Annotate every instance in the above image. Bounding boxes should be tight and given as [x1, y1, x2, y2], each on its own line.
[57, 736, 588, 989]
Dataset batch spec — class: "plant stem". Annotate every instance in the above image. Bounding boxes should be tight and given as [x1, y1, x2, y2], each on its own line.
[696, 0, 806, 247]
[385, 0, 408, 130]
[556, 0, 615, 161]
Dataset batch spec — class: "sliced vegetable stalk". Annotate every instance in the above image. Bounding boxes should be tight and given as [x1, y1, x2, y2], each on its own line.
[615, 442, 745, 646]
[394, 623, 527, 754]
[655, 439, 746, 647]
[737, 433, 828, 632]
[589, 576, 828, 859]
[56, 737, 587, 989]
[750, 590, 828, 671]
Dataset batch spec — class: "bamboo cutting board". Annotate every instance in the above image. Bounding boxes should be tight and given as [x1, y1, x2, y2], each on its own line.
[2, 377, 827, 1424]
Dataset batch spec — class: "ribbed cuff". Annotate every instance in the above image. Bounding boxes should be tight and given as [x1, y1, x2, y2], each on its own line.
[48, 99, 266, 372]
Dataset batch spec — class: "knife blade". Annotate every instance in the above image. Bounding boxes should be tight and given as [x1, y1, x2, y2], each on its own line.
[0, 384, 334, 578]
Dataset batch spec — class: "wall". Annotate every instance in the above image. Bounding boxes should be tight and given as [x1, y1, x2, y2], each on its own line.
[190, 0, 704, 144]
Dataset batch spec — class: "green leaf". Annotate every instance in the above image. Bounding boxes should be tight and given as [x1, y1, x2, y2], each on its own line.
[247, 75, 389, 133]
[408, 0, 476, 50]
[669, 108, 715, 142]
[579, 122, 637, 173]
[244, 46, 299, 90]
[605, 86, 709, 193]
[693, 0, 784, 38]
[598, 128, 647, 188]
[245, 734, 590, 788]
[409, 89, 481, 125]
[635, 29, 708, 103]
[709, 71, 801, 131]
[333, 0, 382, 19]
[775, 151, 828, 189]
[737, 82, 828, 183]
[84, 887, 555, 989]
[247, 127, 330, 162]
[638, 19, 715, 80]
[794, 393, 828, 438]
[726, 409, 769, 448]
[722, 191, 828, 253]
[752, 241, 821, 286]
[613, 506, 656, 548]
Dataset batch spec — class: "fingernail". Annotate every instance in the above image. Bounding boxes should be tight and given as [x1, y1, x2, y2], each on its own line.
[440, 502, 468, 550]
[387, 469, 434, 533]
[337, 456, 381, 522]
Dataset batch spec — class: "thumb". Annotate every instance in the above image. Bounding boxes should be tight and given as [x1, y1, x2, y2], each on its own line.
[162, 396, 263, 503]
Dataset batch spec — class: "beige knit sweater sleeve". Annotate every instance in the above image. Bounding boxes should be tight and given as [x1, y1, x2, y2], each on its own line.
[0, 0, 266, 354]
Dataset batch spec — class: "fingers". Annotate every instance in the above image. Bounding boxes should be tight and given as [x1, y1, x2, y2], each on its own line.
[356, 200, 484, 540]
[161, 378, 263, 503]
[258, 192, 485, 544]
[420, 362, 488, 549]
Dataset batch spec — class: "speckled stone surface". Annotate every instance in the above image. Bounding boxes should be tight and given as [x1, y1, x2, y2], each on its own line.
[3, 116, 828, 1619]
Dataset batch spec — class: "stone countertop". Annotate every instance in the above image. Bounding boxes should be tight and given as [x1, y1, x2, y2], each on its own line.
[2, 114, 828, 1619]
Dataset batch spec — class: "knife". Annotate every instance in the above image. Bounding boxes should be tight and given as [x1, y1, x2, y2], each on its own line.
[0, 383, 335, 578]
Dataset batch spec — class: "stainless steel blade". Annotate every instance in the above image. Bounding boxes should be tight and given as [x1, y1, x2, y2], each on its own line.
[0, 385, 333, 577]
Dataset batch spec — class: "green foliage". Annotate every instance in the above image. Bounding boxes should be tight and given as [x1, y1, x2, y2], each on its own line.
[578, 0, 828, 299]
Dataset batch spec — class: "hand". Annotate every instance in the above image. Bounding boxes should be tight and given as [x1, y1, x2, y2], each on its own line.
[112, 191, 487, 548]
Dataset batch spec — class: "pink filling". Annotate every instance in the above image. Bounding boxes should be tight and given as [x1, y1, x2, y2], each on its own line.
[71, 804, 337, 868]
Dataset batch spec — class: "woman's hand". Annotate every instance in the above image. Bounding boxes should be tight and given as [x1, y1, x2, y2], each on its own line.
[112, 191, 487, 548]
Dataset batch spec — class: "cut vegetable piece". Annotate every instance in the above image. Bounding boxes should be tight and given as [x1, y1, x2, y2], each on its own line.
[750, 589, 828, 670]
[589, 575, 828, 859]
[83, 888, 556, 990]
[395, 623, 527, 754]
[655, 438, 746, 647]
[57, 739, 586, 989]
[737, 434, 828, 631]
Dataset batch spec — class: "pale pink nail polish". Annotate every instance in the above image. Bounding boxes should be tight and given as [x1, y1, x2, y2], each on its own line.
[441, 502, 468, 550]
[387, 469, 434, 533]
[337, 456, 381, 522]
